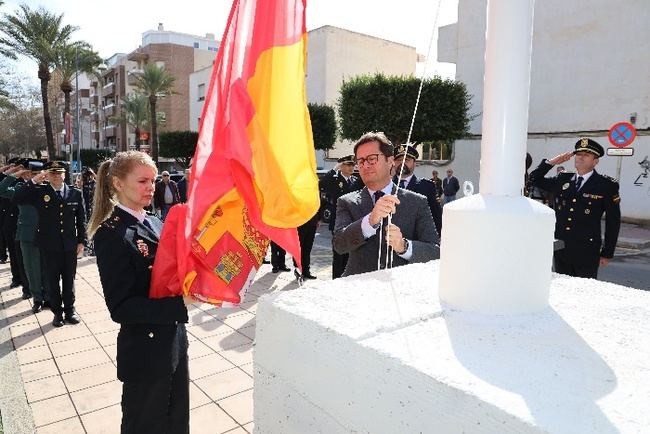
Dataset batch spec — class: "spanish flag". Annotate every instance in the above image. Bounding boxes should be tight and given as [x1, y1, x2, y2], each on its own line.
[150, 0, 319, 305]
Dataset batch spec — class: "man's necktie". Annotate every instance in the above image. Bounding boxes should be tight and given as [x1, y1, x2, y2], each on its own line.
[56, 190, 63, 199]
[399, 179, 406, 189]
[576, 176, 584, 190]
[373, 190, 385, 204]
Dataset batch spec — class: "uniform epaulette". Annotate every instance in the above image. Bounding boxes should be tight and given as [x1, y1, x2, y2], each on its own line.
[602, 174, 619, 184]
[101, 214, 121, 229]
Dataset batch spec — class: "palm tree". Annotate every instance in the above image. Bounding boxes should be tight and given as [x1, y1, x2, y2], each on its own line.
[0, 4, 77, 159]
[54, 42, 101, 117]
[111, 92, 150, 151]
[134, 63, 176, 163]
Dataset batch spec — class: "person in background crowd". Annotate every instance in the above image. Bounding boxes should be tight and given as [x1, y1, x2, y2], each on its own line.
[442, 168, 460, 204]
[0, 161, 49, 313]
[177, 168, 190, 203]
[89, 151, 190, 434]
[430, 170, 443, 199]
[153, 170, 180, 220]
[319, 155, 363, 278]
[293, 211, 320, 280]
[270, 242, 290, 273]
[393, 144, 442, 235]
[0, 158, 27, 292]
[529, 138, 621, 279]
[81, 167, 96, 221]
[14, 161, 86, 327]
[333, 132, 440, 277]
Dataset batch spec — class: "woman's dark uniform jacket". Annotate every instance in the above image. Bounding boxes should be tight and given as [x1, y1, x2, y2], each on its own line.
[94, 207, 188, 382]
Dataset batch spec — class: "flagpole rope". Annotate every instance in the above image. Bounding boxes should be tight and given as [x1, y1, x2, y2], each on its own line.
[380, 0, 444, 271]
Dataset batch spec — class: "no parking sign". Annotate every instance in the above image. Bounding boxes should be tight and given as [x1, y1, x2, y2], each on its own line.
[607, 122, 636, 157]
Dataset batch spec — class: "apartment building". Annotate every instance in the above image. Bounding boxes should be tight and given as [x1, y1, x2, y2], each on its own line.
[189, 25, 418, 166]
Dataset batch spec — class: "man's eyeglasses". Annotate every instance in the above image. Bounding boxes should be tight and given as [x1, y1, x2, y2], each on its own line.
[355, 153, 381, 167]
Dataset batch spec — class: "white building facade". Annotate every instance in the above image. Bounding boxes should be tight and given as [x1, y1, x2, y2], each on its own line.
[437, 0, 650, 221]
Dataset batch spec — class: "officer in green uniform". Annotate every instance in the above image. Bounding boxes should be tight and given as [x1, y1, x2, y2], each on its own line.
[529, 138, 621, 278]
[0, 160, 48, 313]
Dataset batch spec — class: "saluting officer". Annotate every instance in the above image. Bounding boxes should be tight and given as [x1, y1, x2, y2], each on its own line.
[393, 144, 442, 235]
[529, 138, 621, 279]
[14, 161, 86, 327]
[319, 155, 364, 278]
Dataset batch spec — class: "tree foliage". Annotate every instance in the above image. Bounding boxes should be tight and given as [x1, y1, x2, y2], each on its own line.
[79, 148, 111, 171]
[308, 103, 336, 151]
[0, 4, 78, 159]
[133, 63, 176, 163]
[337, 73, 471, 147]
[158, 130, 197, 168]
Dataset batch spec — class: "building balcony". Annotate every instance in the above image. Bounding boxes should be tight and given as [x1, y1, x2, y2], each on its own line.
[127, 50, 149, 63]
[102, 82, 115, 97]
[104, 125, 117, 138]
[127, 69, 144, 86]
[103, 104, 116, 117]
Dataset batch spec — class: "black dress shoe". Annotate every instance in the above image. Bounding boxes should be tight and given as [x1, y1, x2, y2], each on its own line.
[10, 281, 21, 289]
[22, 292, 32, 300]
[52, 314, 64, 327]
[32, 301, 43, 314]
[278, 266, 290, 272]
[64, 310, 81, 325]
[302, 273, 317, 280]
[262, 259, 270, 264]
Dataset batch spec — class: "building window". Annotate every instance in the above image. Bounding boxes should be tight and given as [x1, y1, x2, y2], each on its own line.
[197, 83, 205, 101]
[193, 42, 199, 48]
[420, 141, 455, 165]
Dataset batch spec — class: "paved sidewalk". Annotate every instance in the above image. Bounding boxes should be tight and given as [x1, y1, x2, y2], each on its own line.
[0, 225, 334, 434]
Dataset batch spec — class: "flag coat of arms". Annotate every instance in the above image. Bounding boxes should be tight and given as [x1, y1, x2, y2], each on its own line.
[150, 0, 319, 305]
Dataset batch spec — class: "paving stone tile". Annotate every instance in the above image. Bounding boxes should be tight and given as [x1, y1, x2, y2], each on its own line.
[219, 343, 254, 367]
[194, 367, 253, 402]
[20, 358, 59, 383]
[61, 362, 116, 392]
[80, 403, 121, 434]
[30, 394, 77, 427]
[189, 353, 236, 380]
[24, 375, 68, 403]
[70, 379, 122, 415]
[190, 403, 238, 434]
[49, 335, 101, 358]
[36, 416, 85, 434]
[57, 347, 112, 374]
[218, 389, 254, 426]
[16, 345, 52, 365]
[203, 332, 252, 352]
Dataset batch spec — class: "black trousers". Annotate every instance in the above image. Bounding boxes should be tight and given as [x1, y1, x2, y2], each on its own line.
[13, 241, 30, 296]
[332, 249, 349, 279]
[4, 228, 20, 284]
[42, 249, 77, 314]
[0, 228, 7, 261]
[121, 355, 190, 434]
[270, 242, 286, 269]
[293, 216, 319, 275]
[553, 248, 599, 279]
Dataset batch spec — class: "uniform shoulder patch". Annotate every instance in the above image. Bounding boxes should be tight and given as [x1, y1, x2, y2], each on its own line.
[602, 174, 619, 184]
[100, 213, 120, 229]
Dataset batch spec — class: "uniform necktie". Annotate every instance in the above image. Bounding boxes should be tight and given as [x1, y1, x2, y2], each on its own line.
[56, 190, 63, 199]
[373, 190, 385, 204]
[399, 179, 406, 189]
[142, 218, 155, 233]
[576, 176, 584, 190]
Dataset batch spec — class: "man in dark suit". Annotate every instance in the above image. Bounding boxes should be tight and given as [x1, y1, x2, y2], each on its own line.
[529, 138, 621, 279]
[177, 168, 190, 203]
[14, 161, 86, 327]
[393, 144, 442, 235]
[442, 169, 460, 204]
[333, 132, 440, 277]
[153, 171, 181, 220]
[319, 155, 364, 278]
[430, 170, 443, 198]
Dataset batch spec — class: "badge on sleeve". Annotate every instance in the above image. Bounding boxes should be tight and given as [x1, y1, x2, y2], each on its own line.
[43, 194, 50, 202]
[562, 183, 570, 190]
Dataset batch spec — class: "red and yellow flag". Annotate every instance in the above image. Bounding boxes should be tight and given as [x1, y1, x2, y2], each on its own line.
[150, 0, 319, 306]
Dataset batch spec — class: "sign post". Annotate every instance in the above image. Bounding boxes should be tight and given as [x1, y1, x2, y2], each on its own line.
[608, 121, 637, 181]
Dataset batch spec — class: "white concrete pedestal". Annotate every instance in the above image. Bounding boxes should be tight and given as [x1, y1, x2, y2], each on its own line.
[439, 194, 556, 314]
[254, 263, 650, 433]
